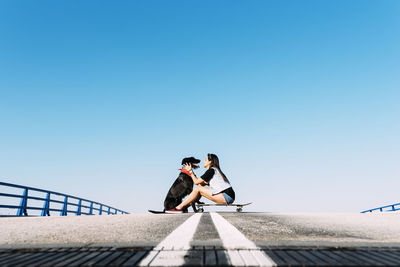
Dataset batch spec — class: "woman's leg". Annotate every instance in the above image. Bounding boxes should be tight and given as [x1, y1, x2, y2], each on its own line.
[176, 187, 201, 210]
[176, 185, 226, 210]
[196, 186, 226, 204]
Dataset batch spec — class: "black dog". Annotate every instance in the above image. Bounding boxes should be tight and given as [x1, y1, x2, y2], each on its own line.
[163, 157, 203, 212]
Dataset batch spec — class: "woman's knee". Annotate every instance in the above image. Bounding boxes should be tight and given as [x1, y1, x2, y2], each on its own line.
[197, 186, 211, 197]
[195, 185, 206, 192]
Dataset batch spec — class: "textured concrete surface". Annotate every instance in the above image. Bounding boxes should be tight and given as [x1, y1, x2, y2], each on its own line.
[1, 212, 400, 249]
[0, 214, 191, 249]
[221, 212, 400, 247]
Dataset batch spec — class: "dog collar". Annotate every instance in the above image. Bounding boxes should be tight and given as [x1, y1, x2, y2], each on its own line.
[179, 169, 192, 176]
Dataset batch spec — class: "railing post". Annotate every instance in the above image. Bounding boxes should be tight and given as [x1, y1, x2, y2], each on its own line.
[41, 192, 50, 216]
[89, 202, 93, 215]
[99, 204, 103, 215]
[61, 196, 68, 216]
[114, 209, 117, 215]
[76, 199, 82, 216]
[17, 188, 28, 216]
[107, 207, 111, 215]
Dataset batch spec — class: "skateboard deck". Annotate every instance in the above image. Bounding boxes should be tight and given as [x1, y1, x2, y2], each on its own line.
[148, 209, 190, 214]
[196, 202, 252, 212]
[148, 210, 165, 214]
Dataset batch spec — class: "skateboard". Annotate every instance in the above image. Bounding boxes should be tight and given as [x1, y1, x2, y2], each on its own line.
[148, 210, 165, 214]
[148, 209, 191, 214]
[196, 202, 252, 213]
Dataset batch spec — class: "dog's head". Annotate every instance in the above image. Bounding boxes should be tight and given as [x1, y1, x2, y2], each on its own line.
[181, 157, 201, 169]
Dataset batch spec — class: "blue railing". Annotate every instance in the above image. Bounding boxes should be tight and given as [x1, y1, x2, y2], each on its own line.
[0, 181, 129, 216]
[361, 203, 400, 213]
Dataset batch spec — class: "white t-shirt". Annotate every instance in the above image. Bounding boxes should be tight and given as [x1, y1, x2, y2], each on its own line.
[201, 167, 231, 195]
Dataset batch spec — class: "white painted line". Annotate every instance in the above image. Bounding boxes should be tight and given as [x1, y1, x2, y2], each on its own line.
[240, 250, 261, 266]
[138, 213, 202, 266]
[210, 212, 276, 266]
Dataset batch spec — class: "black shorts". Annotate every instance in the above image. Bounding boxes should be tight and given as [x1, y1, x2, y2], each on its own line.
[221, 187, 235, 202]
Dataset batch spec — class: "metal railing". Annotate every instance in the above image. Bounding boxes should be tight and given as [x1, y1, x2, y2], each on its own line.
[361, 203, 400, 213]
[0, 181, 129, 216]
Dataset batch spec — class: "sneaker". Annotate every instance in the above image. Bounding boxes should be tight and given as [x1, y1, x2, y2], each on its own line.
[165, 208, 183, 214]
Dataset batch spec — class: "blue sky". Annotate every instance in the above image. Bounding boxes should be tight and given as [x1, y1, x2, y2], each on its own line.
[0, 0, 399, 213]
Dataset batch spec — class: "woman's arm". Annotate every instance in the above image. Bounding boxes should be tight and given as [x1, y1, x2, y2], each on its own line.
[184, 163, 208, 185]
[189, 170, 207, 185]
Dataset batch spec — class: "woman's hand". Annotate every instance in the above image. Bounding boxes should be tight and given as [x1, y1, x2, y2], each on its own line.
[183, 163, 193, 172]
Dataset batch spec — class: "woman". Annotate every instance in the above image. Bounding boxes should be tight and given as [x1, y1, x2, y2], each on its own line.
[166, 153, 235, 213]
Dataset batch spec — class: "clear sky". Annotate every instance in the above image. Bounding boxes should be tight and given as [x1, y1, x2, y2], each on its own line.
[0, 1, 399, 214]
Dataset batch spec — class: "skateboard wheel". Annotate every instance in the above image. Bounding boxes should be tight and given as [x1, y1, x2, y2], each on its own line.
[198, 208, 204, 213]
[236, 207, 242, 212]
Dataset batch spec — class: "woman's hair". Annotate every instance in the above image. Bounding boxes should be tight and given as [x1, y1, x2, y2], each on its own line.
[208, 153, 229, 182]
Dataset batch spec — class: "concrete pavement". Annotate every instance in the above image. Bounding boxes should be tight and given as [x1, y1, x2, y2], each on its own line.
[0, 213, 191, 249]
[1, 212, 400, 249]
[2, 212, 400, 266]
